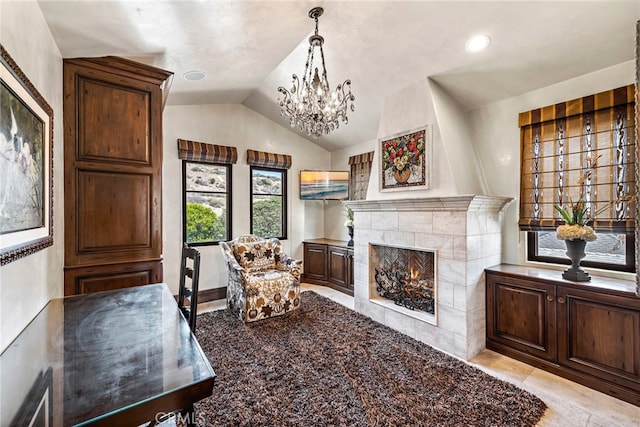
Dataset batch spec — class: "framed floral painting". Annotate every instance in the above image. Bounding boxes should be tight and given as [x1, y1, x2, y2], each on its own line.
[379, 125, 429, 191]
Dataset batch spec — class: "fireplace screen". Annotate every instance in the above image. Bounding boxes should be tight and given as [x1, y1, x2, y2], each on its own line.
[371, 244, 435, 314]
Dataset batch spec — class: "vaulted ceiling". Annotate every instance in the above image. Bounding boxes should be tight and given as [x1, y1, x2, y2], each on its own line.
[38, 0, 639, 151]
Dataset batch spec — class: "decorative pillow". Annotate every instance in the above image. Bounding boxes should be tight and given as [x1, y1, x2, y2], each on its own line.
[271, 240, 288, 270]
[234, 241, 276, 272]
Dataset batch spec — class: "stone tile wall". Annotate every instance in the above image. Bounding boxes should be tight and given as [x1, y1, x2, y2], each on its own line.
[345, 196, 512, 360]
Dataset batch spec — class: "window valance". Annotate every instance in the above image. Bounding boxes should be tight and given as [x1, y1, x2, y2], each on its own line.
[518, 85, 636, 233]
[348, 151, 375, 165]
[177, 139, 238, 164]
[246, 149, 292, 169]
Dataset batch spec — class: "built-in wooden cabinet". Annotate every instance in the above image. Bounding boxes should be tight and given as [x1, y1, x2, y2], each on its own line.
[63, 56, 173, 295]
[303, 239, 353, 296]
[486, 264, 640, 406]
[328, 245, 353, 292]
[303, 242, 328, 283]
[486, 274, 557, 361]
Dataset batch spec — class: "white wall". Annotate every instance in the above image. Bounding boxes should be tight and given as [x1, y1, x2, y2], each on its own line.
[0, 2, 634, 356]
[162, 103, 331, 294]
[329, 61, 636, 280]
[326, 77, 488, 239]
[428, 78, 488, 195]
[0, 1, 64, 353]
[326, 139, 376, 242]
[469, 61, 635, 275]
[369, 78, 459, 200]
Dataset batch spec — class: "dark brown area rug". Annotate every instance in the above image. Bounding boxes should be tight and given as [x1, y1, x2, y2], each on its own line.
[194, 291, 546, 426]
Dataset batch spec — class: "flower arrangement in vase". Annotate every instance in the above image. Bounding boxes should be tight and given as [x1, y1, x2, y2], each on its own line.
[553, 155, 633, 281]
[381, 131, 425, 184]
[344, 206, 354, 228]
[344, 206, 354, 246]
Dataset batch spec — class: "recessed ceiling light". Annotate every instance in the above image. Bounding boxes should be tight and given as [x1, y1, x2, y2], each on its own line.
[465, 35, 491, 53]
[183, 70, 206, 81]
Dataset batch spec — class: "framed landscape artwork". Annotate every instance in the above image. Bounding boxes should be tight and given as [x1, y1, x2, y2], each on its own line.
[0, 44, 53, 265]
[299, 170, 349, 200]
[379, 125, 429, 191]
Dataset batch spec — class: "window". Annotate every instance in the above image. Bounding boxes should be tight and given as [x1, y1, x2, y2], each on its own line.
[246, 149, 292, 240]
[250, 166, 287, 239]
[183, 161, 231, 245]
[177, 139, 237, 245]
[519, 86, 636, 272]
[349, 151, 374, 200]
[528, 231, 634, 272]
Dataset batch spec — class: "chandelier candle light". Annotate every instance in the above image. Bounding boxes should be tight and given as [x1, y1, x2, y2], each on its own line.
[277, 7, 355, 138]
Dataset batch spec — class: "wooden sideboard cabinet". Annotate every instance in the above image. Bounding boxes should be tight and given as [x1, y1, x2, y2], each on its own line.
[486, 264, 640, 406]
[303, 239, 354, 296]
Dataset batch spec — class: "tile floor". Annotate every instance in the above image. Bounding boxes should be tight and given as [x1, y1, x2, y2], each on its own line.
[199, 283, 640, 427]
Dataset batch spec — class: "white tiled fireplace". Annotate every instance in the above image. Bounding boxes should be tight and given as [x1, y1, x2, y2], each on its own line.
[344, 195, 513, 360]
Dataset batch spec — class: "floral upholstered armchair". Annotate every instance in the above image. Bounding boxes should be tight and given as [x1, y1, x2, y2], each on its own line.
[220, 235, 302, 322]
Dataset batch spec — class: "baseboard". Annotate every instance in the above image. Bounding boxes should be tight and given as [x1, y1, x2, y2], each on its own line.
[199, 287, 227, 303]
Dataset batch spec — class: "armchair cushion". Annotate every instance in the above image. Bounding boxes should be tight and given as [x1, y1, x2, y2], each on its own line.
[244, 269, 298, 319]
[233, 240, 276, 273]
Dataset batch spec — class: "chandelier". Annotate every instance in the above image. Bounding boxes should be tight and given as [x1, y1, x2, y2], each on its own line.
[277, 7, 355, 138]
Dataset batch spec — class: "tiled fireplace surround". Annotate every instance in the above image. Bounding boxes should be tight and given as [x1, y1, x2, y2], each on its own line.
[345, 196, 513, 360]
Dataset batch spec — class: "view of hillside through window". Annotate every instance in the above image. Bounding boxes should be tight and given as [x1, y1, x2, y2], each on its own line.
[184, 162, 229, 244]
[251, 167, 285, 239]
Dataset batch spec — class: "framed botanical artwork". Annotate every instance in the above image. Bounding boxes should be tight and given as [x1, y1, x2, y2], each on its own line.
[0, 44, 53, 265]
[379, 125, 430, 191]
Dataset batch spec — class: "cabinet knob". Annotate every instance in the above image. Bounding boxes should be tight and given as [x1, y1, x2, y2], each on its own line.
[557, 296, 566, 304]
[546, 295, 554, 302]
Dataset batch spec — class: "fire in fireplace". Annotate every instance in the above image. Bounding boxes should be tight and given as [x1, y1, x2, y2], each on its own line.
[375, 268, 435, 313]
[370, 244, 435, 314]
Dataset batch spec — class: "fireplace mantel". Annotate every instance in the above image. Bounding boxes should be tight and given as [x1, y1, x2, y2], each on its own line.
[344, 195, 513, 213]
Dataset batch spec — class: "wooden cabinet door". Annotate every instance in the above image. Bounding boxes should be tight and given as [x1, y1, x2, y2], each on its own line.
[303, 243, 328, 282]
[63, 57, 172, 295]
[557, 287, 640, 397]
[328, 246, 348, 288]
[347, 248, 354, 291]
[486, 273, 557, 361]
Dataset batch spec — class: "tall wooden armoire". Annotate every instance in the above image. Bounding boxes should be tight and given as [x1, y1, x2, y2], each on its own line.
[63, 57, 173, 295]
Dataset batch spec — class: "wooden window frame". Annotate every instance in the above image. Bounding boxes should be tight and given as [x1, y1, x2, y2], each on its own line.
[527, 231, 635, 273]
[250, 165, 288, 240]
[182, 160, 232, 246]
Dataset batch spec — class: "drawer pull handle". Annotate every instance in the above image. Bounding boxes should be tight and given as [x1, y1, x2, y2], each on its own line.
[557, 296, 566, 304]
[546, 295, 554, 302]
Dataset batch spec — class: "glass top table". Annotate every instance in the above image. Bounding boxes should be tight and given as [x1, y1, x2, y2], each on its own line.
[0, 283, 216, 426]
